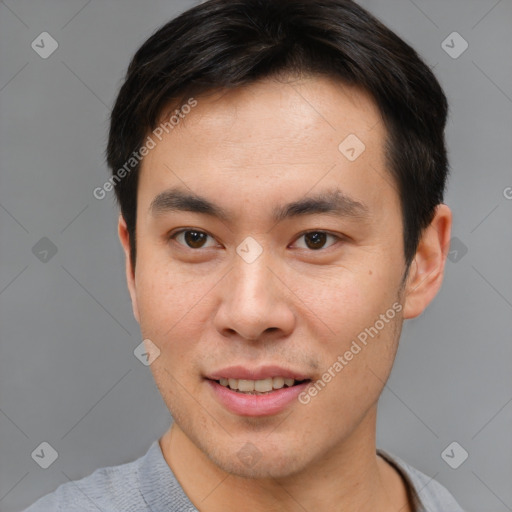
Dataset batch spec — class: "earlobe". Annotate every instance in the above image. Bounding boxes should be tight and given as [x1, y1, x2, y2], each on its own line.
[118, 215, 140, 323]
[402, 204, 452, 319]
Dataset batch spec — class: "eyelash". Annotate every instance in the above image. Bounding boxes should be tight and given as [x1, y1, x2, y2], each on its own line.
[168, 229, 343, 251]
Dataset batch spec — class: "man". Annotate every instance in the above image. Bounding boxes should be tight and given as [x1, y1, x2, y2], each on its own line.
[24, 0, 465, 510]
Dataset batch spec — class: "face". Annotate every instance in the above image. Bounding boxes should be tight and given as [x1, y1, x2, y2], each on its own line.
[121, 76, 414, 479]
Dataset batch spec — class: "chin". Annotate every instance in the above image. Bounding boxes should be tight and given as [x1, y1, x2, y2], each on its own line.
[208, 446, 308, 479]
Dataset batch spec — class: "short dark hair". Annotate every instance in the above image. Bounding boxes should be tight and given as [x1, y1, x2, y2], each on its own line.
[106, 0, 449, 270]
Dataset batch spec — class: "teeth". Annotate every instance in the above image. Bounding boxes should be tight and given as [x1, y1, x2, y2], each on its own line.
[254, 378, 273, 392]
[238, 379, 254, 392]
[217, 377, 300, 392]
[273, 377, 285, 389]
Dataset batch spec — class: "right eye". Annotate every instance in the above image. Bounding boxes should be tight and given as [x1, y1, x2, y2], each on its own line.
[169, 229, 219, 249]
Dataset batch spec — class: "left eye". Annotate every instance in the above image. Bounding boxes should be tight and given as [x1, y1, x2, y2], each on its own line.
[292, 231, 340, 250]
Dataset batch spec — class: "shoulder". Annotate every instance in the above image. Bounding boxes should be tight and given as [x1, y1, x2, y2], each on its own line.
[22, 445, 152, 512]
[378, 449, 466, 512]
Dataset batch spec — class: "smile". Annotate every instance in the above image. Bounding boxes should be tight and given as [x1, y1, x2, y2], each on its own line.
[216, 377, 308, 394]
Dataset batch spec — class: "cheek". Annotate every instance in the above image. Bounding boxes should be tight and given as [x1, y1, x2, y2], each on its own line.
[302, 311, 402, 434]
[295, 267, 402, 397]
[135, 263, 184, 344]
[295, 263, 399, 339]
[135, 245, 197, 321]
[134, 257, 217, 368]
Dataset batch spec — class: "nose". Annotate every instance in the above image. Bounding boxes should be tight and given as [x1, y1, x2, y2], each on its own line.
[213, 250, 296, 342]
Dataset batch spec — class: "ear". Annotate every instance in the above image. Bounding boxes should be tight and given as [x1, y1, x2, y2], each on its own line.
[118, 215, 140, 323]
[402, 204, 452, 319]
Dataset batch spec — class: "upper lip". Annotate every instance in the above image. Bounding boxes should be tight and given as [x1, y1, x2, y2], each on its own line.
[206, 365, 310, 381]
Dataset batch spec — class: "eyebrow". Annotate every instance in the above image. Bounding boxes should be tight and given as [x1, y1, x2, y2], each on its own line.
[149, 186, 370, 223]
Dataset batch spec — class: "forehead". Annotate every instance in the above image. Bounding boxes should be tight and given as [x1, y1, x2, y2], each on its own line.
[161, 76, 382, 152]
[138, 75, 394, 219]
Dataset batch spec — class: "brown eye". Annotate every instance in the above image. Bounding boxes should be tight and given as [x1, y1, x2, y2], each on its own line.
[172, 229, 216, 249]
[294, 231, 340, 251]
[304, 232, 327, 250]
[184, 230, 207, 248]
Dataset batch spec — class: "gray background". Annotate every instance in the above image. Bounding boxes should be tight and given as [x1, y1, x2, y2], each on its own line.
[0, 1, 511, 511]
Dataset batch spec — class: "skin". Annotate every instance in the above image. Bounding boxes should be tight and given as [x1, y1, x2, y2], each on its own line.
[118, 75, 452, 512]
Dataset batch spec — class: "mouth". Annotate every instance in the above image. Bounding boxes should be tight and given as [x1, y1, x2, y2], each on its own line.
[207, 377, 311, 395]
[205, 367, 313, 416]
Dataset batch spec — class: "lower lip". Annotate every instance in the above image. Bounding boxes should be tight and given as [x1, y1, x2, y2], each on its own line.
[206, 379, 311, 417]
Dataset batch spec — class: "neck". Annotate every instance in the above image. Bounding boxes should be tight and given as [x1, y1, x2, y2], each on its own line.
[159, 408, 412, 512]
